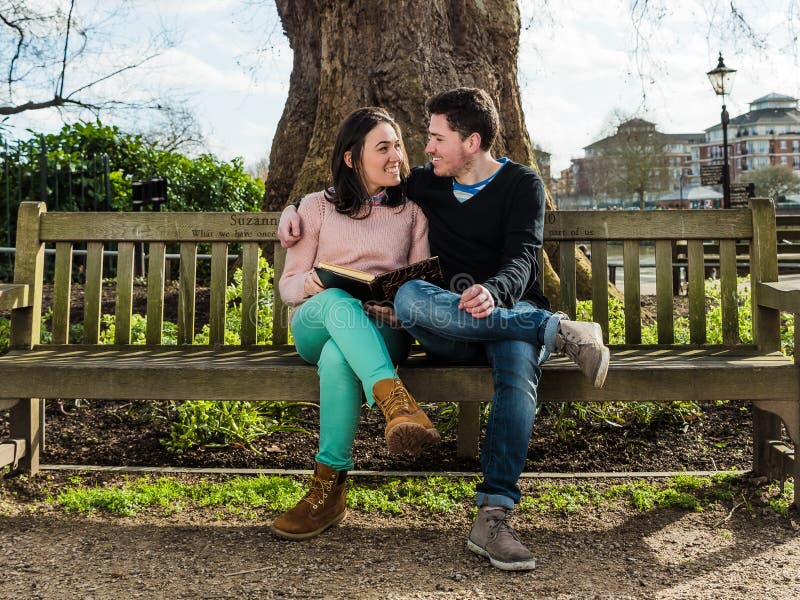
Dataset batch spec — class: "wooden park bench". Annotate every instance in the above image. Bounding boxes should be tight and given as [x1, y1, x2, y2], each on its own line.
[0, 199, 798, 508]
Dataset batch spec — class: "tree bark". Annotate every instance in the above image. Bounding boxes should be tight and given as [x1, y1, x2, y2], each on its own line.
[266, 0, 607, 305]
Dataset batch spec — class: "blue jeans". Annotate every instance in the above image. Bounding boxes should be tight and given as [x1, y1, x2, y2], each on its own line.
[393, 280, 560, 508]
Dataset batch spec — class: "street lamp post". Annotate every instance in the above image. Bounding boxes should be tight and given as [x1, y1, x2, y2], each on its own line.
[707, 53, 737, 209]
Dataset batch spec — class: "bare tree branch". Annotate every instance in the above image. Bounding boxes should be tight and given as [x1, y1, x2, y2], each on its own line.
[57, 0, 77, 98]
[0, 1, 175, 123]
[1, 95, 79, 116]
[0, 9, 26, 98]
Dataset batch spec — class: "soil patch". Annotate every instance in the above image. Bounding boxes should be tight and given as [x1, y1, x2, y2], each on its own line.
[1, 473, 799, 599]
[1, 397, 753, 473]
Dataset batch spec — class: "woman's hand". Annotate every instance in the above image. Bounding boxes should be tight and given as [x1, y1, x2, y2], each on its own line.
[278, 205, 302, 248]
[364, 302, 403, 329]
[303, 271, 326, 297]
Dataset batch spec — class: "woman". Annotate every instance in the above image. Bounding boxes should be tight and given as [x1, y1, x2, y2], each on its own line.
[272, 107, 440, 540]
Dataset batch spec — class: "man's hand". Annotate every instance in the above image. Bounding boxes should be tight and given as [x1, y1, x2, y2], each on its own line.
[459, 284, 495, 319]
[364, 302, 403, 328]
[278, 205, 302, 248]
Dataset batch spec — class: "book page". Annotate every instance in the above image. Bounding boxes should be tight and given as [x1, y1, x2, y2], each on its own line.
[316, 262, 375, 282]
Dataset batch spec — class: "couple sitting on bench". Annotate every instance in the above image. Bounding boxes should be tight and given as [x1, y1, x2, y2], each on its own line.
[271, 88, 609, 572]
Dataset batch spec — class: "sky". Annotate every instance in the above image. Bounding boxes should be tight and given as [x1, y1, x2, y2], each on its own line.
[5, 0, 800, 175]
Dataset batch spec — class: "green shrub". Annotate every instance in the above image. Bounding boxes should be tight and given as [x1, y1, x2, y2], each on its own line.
[192, 255, 275, 345]
[0, 317, 9, 355]
[550, 276, 792, 438]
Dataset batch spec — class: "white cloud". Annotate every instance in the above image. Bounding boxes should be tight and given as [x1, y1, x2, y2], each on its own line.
[8, 0, 800, 175]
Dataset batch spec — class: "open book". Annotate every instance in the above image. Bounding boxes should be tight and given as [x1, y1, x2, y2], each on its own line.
[314, 256, 443, 303]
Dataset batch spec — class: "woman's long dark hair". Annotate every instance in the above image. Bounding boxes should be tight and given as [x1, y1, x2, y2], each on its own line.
[326, 107, 410, 218]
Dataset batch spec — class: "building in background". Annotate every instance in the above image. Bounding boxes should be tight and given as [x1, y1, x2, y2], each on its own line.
[559, 93, 800, 209]
[559, 119, 703, 209]
[691, 93, 800, 184]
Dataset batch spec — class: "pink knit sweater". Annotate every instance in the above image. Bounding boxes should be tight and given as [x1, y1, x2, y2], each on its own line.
[279, 190, 430, 306]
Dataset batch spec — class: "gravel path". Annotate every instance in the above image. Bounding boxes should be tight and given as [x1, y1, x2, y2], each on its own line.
[1, 477, 799, 599]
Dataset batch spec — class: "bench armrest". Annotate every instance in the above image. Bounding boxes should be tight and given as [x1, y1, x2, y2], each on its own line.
[756, 281, 800, 313]
[0, 284, 30, 311]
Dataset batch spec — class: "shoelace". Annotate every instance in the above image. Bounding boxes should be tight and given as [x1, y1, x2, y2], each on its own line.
[303, 474, 335, 510]
[380, 378, 412, 417]
[486, 510, 523, 544]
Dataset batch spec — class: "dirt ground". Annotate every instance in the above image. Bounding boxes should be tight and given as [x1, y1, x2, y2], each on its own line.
[1, 474, 799, 600]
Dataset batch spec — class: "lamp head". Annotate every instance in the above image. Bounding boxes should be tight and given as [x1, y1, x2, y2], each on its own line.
[707, 53, 736, 97]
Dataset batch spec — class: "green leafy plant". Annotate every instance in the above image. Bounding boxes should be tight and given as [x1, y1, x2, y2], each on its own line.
[0, 317, 9, 355]
[51, 472, 779, 520]
[519, 473, 739, 515]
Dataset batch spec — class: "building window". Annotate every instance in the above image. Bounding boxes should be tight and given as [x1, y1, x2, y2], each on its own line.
[793, 140, 799, 152]
[781, 156, 788, 166]
[780, 140, 788, 150]
[795, 156, 800, 170]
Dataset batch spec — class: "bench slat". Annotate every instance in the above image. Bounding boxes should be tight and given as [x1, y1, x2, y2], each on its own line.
[688, 239, 706, 344]
[146, 243, 166, 345]
[623, 240, 641, 343]
[559, 241, 576, 318]
[0, 346, 794, 403]
[209, 242, 227, 345]
[241, 243, 260, 346]
[39, 212, 282, 242]
[178, 243, 197, 345]
[720, 239, 739, 345]
[655, 240, 674, 344]
[37, 210, 751, 243]
[752, 198, 781, 353]
[84, 242, 104, 344]
[590, 240, 608, 343]
[52, 243, 73, 344]
[543, 209, 752, 240]
[272, 243, 289, 345]
[115, 243, 135, 345]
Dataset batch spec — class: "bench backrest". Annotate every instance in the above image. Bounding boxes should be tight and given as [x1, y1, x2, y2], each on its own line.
[544, 198, 778, 352]
[10, 198, 780, 352]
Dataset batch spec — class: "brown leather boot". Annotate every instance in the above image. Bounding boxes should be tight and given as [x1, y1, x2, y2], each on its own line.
[270, 462, 347, 540]
[372, 377, 441, 455]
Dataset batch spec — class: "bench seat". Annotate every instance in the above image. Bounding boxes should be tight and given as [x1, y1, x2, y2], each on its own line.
[1, 345, 795, 404]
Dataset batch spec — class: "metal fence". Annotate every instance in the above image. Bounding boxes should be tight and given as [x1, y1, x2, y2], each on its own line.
[1, 136, 113, 279]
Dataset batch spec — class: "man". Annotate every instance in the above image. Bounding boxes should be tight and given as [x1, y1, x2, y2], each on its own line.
[278, 88, 609, 571]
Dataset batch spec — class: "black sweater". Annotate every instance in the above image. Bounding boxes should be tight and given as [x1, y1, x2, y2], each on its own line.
[407, 161, 550, 310]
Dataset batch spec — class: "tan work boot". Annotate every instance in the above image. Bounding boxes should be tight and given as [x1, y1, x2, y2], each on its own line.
[372, 377, 441, 454]
[270, 462, 347, 540]
[555, 318, 610, 388]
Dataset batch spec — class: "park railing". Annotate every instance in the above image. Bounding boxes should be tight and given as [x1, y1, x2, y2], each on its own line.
[1, 136, 113, 280]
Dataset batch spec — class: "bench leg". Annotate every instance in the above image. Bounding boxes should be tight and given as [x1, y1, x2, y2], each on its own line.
[795, 451, 800, 512]
[9, 398, 40, 475]
[752, 401, 800, 510]
[456, 402, 481, 458]
[752, 405, 782, 477]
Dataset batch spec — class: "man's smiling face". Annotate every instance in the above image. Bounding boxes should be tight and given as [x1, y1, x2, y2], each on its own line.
[424, 113, 472, 179]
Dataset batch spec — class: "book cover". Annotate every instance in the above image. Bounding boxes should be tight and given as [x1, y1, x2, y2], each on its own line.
[314, 256, 443, 302]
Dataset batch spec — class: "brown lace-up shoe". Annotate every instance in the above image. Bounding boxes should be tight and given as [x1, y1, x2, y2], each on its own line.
[372, 377, 441, 454]
[555, 318, 610, 388]
[270, 462, 347, 540]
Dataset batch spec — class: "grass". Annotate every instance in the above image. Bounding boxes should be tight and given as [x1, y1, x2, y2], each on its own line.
[50, 472, 794, 519]
[519, 473, 741, 514]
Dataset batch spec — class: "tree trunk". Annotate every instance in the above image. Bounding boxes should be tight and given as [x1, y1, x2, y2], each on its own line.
[266, 0, 605, 306]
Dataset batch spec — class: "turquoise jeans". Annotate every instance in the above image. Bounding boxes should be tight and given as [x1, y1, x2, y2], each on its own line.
[291, 288, 411, 471]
